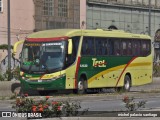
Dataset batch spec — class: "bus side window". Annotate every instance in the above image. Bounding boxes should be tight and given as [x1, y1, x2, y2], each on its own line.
[146, 41, 151, 55]
[127, 41, 132, 56]
[108, 40, 114, 55]
[104, 40, 108, 55]
[97, 40, 102, 55]
[122, 40, 127, 55]
[114, 40, 121, 56]
[95, 37, 108, 55]
[82, 37, 95, 56]
[121, 40, 132, 56]
[133, 40, 141, 56]
[141, 41, 146, 56]
[141, 40, 151, 56]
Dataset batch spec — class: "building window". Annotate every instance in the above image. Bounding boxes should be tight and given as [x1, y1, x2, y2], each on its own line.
[46, 21, 65, 29]
[0, 0, 3, 12]
[108, 0, 117, 3]
[43, 0, 54, 16]
[58, 0, 68, 17]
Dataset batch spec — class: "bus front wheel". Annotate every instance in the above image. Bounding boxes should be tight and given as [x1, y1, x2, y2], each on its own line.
[75, 77, 87, 94]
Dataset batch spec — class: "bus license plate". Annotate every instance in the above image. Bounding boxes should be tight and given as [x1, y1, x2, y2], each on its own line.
[38, 80, 42, 82]
[37, 88, 44, 90]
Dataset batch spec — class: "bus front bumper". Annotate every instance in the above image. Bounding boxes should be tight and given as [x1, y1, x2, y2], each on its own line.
[20, 77, 66, 91]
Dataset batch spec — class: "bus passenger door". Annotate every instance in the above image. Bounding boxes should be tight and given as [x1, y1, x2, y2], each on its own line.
[65, 37, 80, 89]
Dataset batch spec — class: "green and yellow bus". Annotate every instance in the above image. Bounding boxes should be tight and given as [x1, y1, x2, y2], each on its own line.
[14, 29, 152, 94]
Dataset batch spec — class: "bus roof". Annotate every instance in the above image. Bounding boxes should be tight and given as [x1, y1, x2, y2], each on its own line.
[27, 29, 151, 40]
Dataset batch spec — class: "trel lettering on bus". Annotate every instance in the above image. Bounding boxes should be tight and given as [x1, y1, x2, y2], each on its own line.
[92, 58, 107, 67]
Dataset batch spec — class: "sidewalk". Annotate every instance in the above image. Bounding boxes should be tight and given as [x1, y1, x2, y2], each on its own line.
[0, 80, 20, 97]
[131, 77, 160, 92]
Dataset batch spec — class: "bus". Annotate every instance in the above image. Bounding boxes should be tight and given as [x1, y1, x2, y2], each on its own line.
[14, 29, 152, 94]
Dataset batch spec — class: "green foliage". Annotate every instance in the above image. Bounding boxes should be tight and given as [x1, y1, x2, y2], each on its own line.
[12, 66, 20, 80]
[0, 44, 13, 50]
[0, 73, 5, 81]
[10, 93, 18, 100]
[153, 63, 160, 77]
[63, 100, 81, 116]
[122, 96, 146, 111]
[0, 70, 12, 81]
[0, 66, 20, 81]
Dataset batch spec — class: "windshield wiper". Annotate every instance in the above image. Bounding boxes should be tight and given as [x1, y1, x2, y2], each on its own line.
[44, 63, 51, 73]
[28, 62, 33, 74]
[40, 59, 51, 74]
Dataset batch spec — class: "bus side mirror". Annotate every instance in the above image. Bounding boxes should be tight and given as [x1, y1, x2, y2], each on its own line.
[13, 40, 24, 55]
[68, 39, 73, 54]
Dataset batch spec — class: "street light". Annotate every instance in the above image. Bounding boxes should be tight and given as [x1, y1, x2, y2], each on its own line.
[7, 0, 11, 80]
[148, 0, 151, 36]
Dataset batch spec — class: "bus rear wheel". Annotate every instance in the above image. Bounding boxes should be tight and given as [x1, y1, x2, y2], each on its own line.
[123, 75, 131, 92]
[115, 75, 131, 92]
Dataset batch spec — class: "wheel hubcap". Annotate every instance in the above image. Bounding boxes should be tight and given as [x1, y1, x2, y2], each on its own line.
[78, 81, 83, 90]
[125, 81, 130, 90]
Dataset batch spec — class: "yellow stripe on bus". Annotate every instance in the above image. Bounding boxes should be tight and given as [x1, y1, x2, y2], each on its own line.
[128, 62, 151, 67]
[88, 65, 125, 84]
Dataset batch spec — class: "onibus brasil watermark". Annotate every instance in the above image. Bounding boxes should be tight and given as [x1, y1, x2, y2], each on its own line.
[1, 112, 42, 118]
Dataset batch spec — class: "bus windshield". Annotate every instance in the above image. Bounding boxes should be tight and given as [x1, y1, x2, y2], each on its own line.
[21, 40, 67, 74]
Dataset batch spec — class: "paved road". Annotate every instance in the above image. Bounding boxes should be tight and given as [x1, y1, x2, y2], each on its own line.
[80, 96, 160, 111]
[0, 77, 160, 120]
[131, 77, 160, 92]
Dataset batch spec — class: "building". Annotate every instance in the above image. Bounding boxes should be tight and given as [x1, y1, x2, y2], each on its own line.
[33, 0, 160, 40]
[85, 0, 160, 62]
[0, 0, 34, 71]
[86, 0, 160, 37]
[34, 0, 160, 62]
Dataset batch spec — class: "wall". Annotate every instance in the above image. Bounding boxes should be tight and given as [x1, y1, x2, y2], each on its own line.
[86, 0, 160, 40]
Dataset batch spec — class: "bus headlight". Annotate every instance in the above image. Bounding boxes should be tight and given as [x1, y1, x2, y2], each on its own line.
[21, 74, 66, 82]
[50, 74, 66, 81]
[22, 76, 30, 81]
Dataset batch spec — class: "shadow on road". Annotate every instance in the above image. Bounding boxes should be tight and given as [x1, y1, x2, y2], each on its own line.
[10, 77, 160, 96]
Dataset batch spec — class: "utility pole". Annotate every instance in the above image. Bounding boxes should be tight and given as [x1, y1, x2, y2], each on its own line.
[148, 0, 151, 36]
[7, 0, 11, 81]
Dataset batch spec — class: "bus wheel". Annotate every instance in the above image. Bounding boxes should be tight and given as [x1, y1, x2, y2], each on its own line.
[77, 77, 87, 94]
[123, 75, 131, 92]
[115, 75, 131, 92]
